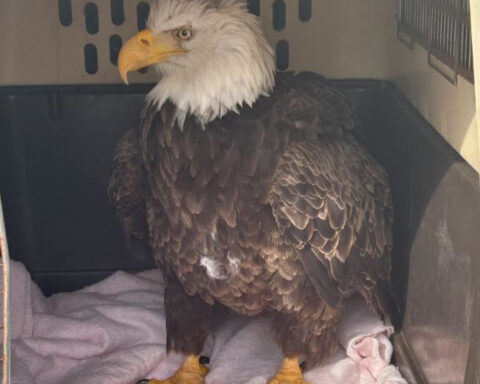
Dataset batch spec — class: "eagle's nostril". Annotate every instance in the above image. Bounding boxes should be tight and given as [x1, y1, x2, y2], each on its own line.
[140, 38, 150, 47]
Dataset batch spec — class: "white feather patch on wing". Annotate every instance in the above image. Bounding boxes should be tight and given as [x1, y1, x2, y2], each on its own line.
[200, 253, 240, 280]
[200, 256, 228, 280]
[227, 252, 240, 276]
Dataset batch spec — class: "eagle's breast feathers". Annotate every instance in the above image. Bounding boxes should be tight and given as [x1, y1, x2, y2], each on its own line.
[109, 72, 392, 318]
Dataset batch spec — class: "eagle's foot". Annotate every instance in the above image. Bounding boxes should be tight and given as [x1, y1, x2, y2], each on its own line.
[267, 357, 308, 384]
[138, 355, 208, 384]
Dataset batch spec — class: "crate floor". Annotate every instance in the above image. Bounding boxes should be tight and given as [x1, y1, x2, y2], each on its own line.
[10, 260, 405, 384]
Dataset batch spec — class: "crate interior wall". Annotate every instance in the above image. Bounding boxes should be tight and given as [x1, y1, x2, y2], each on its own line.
[0, 1, 479, 384]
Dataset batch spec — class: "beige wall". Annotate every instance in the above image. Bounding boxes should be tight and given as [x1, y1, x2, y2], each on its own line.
[471, 1, 480, 170]
[0, 0, 396, 84]
[385, 3, 479, 173]
[0, 0, 478, 171]
[270, 0, 479, 172]
[0, 0, 150, 85]
[261, 0, 393, 79]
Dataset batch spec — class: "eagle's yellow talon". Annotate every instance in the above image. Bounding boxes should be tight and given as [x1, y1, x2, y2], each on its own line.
[141, 355, 208, 384]
[267, 357, 308, 384]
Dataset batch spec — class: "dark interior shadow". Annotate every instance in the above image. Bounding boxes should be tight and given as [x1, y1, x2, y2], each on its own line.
[0, 79, 478, 339]
[1, 79, 480, 382]
[336, 80, 480, 384]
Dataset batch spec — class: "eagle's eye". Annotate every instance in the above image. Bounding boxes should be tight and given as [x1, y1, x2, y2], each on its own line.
[175, 27, 193, 41]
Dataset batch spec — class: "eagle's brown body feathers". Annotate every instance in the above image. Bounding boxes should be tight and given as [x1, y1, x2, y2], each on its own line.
[109, 72, 392, 367]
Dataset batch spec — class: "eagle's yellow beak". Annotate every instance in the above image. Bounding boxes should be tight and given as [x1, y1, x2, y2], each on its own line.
[118, 29, 186, 84]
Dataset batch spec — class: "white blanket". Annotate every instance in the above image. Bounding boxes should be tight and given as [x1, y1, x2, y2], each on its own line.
[9, 260, 406, 384]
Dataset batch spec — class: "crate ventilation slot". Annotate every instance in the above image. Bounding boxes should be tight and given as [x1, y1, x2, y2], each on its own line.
[298, 0, 312, 22]
[276, 40, 289, 71]
[137, 2, 150, 31]
[109, 35, 122, 65]
[397, 0, 474, 84]
[273, 1, 286, 31]
[58, 0, 72, 26]
[85, 2, 99, 35]
[247, 0, 260, 16]
[84, 44, 98, 74]
[110, 0, 124, 26]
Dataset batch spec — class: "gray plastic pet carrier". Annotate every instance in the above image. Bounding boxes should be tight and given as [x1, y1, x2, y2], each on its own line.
[0, 1, 479, 383]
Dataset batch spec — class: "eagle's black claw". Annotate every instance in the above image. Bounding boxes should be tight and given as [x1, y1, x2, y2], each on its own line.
[199, 355, 210, 365]
[136, 380, 150, 384]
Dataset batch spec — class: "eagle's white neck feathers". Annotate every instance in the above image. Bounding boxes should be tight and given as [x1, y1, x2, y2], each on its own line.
[145, 0, 275, 124]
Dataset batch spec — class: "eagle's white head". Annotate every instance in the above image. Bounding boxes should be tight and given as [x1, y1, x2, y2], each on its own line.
[118, 0, 275, 124]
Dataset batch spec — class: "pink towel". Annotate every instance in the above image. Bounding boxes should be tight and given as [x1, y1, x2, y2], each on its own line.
[9, 260, 406, 384]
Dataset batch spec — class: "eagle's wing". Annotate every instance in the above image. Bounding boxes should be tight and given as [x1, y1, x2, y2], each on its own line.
[274, 72, 357, 135]
[268, 136, 392, 315]
[108, 129, 148, 240]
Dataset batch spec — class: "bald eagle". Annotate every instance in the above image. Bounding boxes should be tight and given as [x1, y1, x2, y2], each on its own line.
[108, 1, 393, 383]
